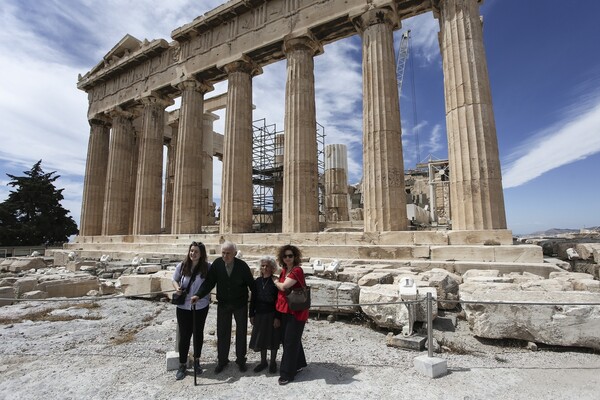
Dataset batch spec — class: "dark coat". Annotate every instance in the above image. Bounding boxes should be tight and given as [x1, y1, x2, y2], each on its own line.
[194, 257, 255, 310]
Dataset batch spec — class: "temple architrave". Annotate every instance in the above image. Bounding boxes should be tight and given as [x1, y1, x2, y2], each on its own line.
[74, 0, 517, 262]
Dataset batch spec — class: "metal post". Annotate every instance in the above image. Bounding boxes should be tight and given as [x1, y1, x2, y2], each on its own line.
[427, 292, 433, 358]
[192, 303, 197, 386]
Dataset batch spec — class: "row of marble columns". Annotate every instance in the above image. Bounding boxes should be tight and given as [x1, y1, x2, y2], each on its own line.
[79, 0, 506, 236]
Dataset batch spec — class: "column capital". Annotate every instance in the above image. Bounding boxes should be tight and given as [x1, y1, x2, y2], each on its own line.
[175, 78, 213, 94]
[89, 114, 111, 127]
[432, 0, 484, 21]
[353, 7, 400, 33]
[107, 106, 137, 120]
[221, 55, 263, 77]
[282, 33, 323, 56]
[140, 91, 174, 108]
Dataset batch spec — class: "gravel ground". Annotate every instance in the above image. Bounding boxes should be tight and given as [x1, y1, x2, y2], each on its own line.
[0, 297, 599, 400]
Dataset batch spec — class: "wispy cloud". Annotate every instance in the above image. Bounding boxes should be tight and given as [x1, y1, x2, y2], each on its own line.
[398, 12, 440, 66]
[0, 0, 223, 224]
[502, 95, 600, 188]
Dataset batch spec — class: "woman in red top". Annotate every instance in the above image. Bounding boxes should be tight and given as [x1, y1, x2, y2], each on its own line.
[273, 244, 308, 385]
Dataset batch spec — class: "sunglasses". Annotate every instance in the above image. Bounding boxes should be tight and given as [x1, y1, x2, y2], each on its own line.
[283, 254, 294, 259]
[191, 241, 204, 247]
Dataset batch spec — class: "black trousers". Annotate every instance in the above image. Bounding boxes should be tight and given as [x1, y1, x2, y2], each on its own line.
[176, 306, 209, 364]
[279, 313, 307, 380]
[216, 303, 248, 364]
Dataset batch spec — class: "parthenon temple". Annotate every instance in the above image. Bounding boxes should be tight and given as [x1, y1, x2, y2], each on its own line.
[70, 0, 533, 264]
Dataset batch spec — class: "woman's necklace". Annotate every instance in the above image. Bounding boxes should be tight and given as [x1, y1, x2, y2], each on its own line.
[261, 276, 270, 289]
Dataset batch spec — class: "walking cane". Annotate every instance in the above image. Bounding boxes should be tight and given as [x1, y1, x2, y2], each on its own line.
[192, 302, 197, 386]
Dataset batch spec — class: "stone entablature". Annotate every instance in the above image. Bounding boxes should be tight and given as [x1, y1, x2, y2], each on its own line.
[77, 0, 433, 119]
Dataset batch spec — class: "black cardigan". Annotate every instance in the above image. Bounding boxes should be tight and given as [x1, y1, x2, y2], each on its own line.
[194, 257, 255, 310]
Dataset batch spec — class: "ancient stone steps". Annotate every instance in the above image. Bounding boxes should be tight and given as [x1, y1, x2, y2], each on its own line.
[58, 240, 542, 264]
[46, 230, 558, 278]
[67, 229, 515, 246]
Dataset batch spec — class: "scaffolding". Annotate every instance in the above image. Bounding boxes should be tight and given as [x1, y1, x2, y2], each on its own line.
[252, 118, 282, 231]
[316, 122, 326, 220]
[252, 118, 326, 232]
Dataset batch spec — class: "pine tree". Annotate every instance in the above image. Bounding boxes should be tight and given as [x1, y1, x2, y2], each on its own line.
[0, 160, 78, 246]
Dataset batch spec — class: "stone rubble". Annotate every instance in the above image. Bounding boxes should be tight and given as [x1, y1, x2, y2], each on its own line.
[2, 234, 600, 352]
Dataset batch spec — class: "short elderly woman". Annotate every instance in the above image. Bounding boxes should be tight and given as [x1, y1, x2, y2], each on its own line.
[249, 256, 281, 373]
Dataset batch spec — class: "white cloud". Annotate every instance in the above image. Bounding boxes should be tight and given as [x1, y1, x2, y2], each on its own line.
[398, 12, 440, 66]
[502, 97, 600, 188]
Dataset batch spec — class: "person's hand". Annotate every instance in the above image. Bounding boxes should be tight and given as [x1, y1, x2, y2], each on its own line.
[250, 317, 255, 326]
[190, 295, 199, 304]
[273, 318, 280, 328]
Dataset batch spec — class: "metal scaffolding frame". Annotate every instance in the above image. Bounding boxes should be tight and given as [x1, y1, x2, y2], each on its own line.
[316, 122, 326, 219]
[252, 118, 282, 230]
[252, 118, 326, 231]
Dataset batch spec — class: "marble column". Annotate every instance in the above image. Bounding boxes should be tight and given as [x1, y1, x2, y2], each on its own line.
[273, 133, 285, 231]
[220, 58, 261, 233]
[162, 121, 178, 234]
[80, 115, 110, 236]
[436, 0, 507, 230]
[324, 144, 350, 222]
[202, 112, 218, 225]
[128, 127, 140, 234]
[102, 108, 135, 235]
[132, 94, 172, 235]
[171, 79, 212, 234]
[356, 8, 408, 232]
[282, 35, 322, 233]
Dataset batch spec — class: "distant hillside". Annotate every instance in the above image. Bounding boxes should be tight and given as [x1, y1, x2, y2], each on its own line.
[520, 227, 600, 237]
[529, 228, 579, 236]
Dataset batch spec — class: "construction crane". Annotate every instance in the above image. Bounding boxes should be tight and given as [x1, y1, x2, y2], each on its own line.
[396, 30, 411, 95]
[395, 29, 421, 167]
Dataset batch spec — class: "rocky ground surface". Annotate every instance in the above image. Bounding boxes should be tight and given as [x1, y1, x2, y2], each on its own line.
[0, 296, 599, 400]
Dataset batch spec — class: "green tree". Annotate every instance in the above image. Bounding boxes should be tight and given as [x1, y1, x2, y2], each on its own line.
[0, 160, 78, 246]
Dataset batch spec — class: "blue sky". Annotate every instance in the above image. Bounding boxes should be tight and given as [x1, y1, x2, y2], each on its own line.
[0, 0, 598, 236]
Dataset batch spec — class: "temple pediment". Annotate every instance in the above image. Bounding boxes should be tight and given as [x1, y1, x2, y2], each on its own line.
[83, 34, 141, 77]
[78, 35, 170, 89]
[104, 34, 143, 61]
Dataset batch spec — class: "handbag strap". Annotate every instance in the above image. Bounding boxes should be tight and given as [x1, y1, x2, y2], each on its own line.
[180, 264, 199, 292]
[287, 266, 306, 289]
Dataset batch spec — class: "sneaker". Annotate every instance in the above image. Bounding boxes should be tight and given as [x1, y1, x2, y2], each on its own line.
[175, 364, 186, 380]
[269, 361, 277, 374]
[253, 362, 268, 373]
[296, 367, 304, 374]
[214, 360, 229, 374]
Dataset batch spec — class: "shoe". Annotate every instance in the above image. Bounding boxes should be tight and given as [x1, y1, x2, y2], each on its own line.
[238, 362, 247, 372]
[253, 362, 268, 373]
[296, 367, 304, 374]
[214, 360, 229, 374]
[278, 377, 290, 385]
[269, 361, 277, 374]
[194, 360, 203, 375]
[175, 364, 186, 380]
